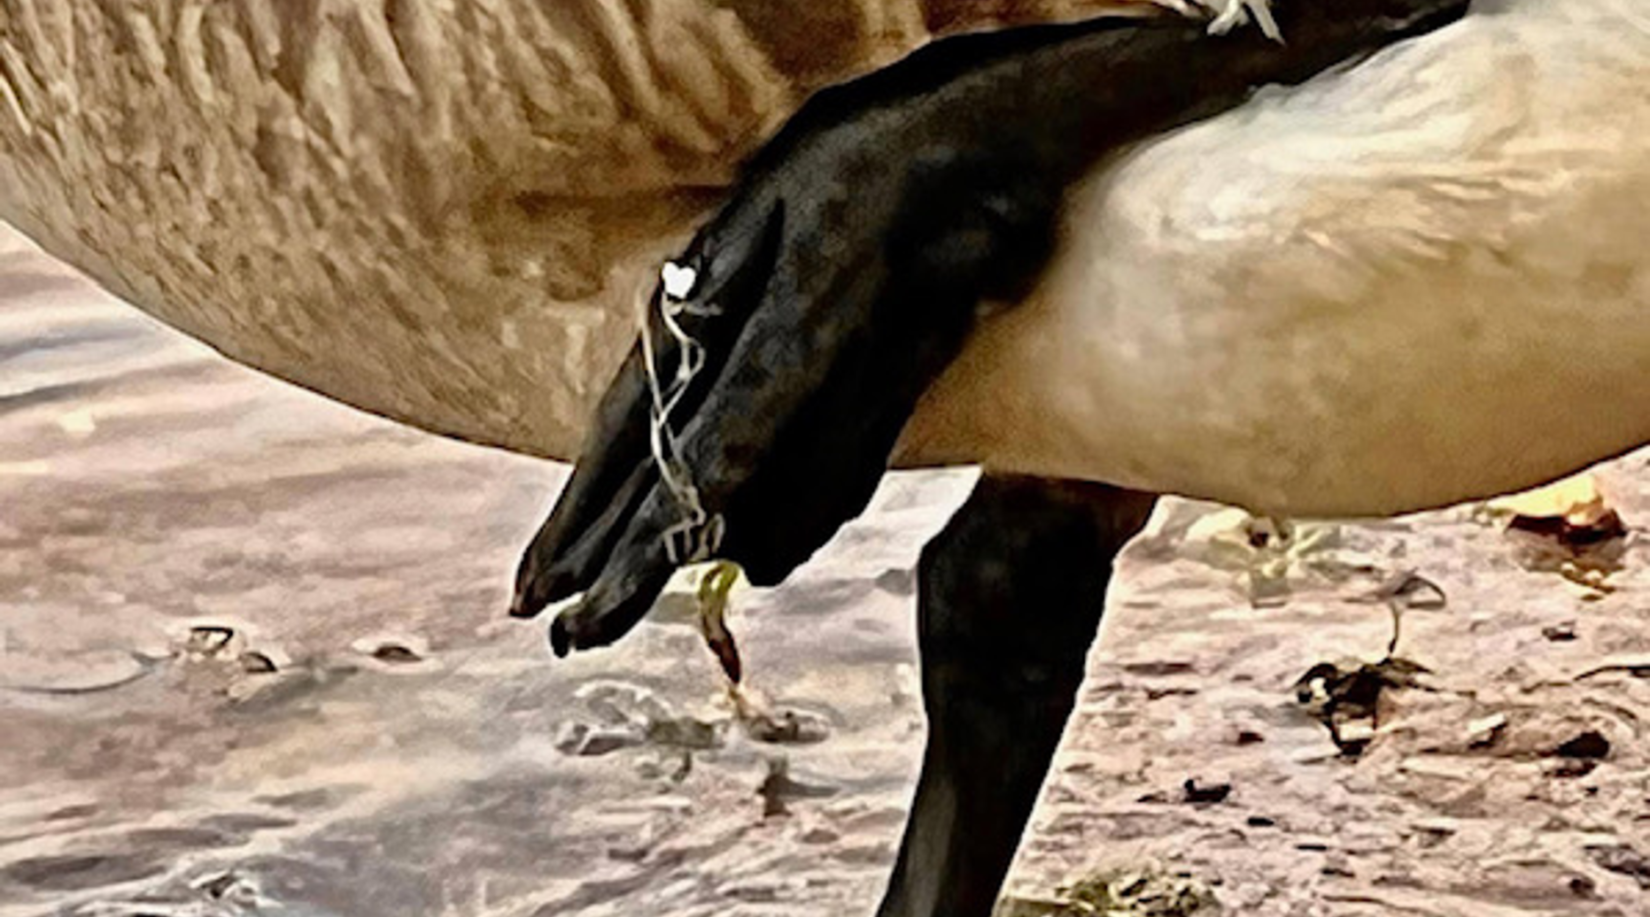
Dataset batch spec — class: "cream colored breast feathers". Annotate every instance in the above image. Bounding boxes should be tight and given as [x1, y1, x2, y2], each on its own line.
[899, 0, 1650, 518]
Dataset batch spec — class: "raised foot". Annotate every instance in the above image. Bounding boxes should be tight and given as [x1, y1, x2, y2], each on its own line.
[508, 0, 1473, 653]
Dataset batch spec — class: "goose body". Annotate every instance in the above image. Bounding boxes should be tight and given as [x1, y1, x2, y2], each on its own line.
[900, 0, 1650, 517]
[5, 3, 1647, 917]
[1, 0, 1638, 513]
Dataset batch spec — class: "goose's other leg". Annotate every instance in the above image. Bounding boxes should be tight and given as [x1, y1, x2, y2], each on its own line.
[880, 475, 1157, 917]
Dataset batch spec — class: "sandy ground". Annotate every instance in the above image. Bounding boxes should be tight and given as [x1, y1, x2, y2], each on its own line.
[1, 226, 1646, 917]
[1005, 474, 1650, 916]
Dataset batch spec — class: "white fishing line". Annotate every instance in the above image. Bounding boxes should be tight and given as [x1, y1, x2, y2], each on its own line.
[640, 260, 726, 565]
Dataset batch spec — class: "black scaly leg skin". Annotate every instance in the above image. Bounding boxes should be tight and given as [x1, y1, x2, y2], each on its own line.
[511, 0, 1471, 647]
[877, 476, 1156, 917]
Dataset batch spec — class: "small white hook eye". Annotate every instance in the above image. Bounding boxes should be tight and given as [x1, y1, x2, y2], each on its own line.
[661, 261, 699, 301]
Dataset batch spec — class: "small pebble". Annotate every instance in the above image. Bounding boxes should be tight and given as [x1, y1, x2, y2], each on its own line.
[873, 568, 915, 596]
[1121, 660, 1195, 677]
[575, 728, 640, 757]
[195, 872, 240, 899]
[555, 722, 642, 757]
[1334, 721, 1377, 757]
[1543, 622, 1578, 642]
[758, 758, 837, 819]
[607, 842, 650, 863]
[746, 709, 832, 745]
[185, 625, 235, 656]
[1414, 818, 1460, 837]
[646, 716, 722, 751]
[1182, 779, 1232, 805]
[1291, 746, 1341, 764]
[799, 825, 841, 845]
[1553, 730, 1610, 760]
[371, 644, 422, 664]
[1467, 713, 1507, 748]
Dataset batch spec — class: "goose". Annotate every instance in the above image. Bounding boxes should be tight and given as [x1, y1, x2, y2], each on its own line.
[0, 1, 1645, 916]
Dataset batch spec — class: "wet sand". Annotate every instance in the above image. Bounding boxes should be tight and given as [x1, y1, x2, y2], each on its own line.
[1, 225, 1646, 916]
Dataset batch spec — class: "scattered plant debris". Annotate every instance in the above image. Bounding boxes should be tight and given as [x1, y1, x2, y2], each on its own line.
[730, 687, 832, 745]
[1064, 869, 1219, 916]
[1587, 845, 1650, 889]
[1486, 475, 1629, 591]
[1295, 657, 1430, 756]
[696, 561, 744, 683]
[998, 868, 1221, 917]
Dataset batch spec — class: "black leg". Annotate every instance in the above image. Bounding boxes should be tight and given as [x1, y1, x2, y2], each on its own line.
[878, 475, 1156, 917]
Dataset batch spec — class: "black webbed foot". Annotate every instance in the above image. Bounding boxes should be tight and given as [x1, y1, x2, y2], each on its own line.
[538, 158, 1064, 653]
[511, 0, 1473, 655]
[510, 201, 787, 618]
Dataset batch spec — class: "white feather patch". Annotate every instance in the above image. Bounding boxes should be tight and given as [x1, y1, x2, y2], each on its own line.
[1155, 0, 1283, 42]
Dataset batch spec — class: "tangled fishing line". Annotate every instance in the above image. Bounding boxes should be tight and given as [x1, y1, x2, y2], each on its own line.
[640, 259, 726, 565]
[639, 260, 751, 685]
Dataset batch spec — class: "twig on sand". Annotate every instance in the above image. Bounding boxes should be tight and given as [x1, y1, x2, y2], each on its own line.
[1572, 660, 1650, 682]
[2, 651, 160, 696]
